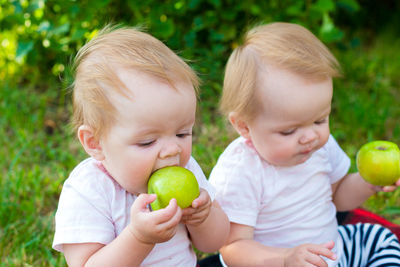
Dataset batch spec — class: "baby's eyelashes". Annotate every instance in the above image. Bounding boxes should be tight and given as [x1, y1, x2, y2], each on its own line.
[279, 117, 328, 136]
[176, 133, 192, 138]
[137, 140, 156, 147]
[280, 128, 296, 136]
[314, 118, 327, 125]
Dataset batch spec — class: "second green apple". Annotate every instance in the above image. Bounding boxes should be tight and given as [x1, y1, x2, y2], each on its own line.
[356, 140, 400, 186]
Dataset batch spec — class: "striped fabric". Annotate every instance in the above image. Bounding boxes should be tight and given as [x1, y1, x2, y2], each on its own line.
[337, 223, 400, 266]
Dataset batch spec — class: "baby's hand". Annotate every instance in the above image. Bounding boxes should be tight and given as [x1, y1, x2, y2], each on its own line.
[284, 241, 336, 267]
[370, 178, 400, 193]
[181, 188, 211, 226]
[381, 178, 400, 192]
[128, 194, 182, 245]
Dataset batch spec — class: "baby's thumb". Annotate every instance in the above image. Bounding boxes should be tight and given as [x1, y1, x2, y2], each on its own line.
[132, 193, 157, 212]
[321, 240, 335, 250]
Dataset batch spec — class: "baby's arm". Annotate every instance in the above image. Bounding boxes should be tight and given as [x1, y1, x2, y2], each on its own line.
[333, 172, 400, 211]
[220, 223, 336, 267]
[332, 172, 383, 211]
[63, 194, 182, 267]
[182, 189, 230, 253]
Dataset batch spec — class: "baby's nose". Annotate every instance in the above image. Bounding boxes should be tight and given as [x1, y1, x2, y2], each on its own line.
[299, 129, 318, 144]
[159, 141, 181, 159]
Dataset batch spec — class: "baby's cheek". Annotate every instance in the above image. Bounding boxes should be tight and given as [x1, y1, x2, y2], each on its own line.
[180, 148, 192, 167]
[263, 148, 293, 166]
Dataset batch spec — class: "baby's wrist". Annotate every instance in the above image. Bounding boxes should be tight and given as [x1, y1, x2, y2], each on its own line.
[127, 224, 155, 246]
[367, 183, 383, 193]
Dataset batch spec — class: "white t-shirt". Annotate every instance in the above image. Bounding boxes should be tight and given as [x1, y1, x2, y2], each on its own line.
[53, 156, 215, 267]
[209, 135, 350, 266]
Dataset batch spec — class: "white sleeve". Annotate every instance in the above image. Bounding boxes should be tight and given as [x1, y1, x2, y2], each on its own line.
[209, 150, 263, 227]
[186, 156, 216, 200]
[326, 135, 351, 184]
[52, 166, 116, 252]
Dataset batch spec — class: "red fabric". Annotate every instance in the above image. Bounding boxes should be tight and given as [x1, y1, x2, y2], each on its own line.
[343, 208, 400, 239]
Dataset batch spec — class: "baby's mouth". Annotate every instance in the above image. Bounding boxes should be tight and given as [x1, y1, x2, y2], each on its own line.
[153, 156, 180, 173]
[300, 149, 312, 154]
[152, 163, 180, 174]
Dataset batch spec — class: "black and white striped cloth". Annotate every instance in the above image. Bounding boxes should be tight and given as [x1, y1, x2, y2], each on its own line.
[337, 223, 400, 266]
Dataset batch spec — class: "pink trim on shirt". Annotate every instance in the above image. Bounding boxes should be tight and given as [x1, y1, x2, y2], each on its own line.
[95, 161, 113, 178]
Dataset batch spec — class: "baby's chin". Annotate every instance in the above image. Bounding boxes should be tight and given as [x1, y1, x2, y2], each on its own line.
[279, 154, 313, 167]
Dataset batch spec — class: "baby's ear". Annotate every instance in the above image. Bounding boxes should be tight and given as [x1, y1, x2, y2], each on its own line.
[228, 112, 251, 140]
[77, 125, 105, 161]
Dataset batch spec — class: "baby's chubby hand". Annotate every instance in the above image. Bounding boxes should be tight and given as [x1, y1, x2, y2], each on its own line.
[284, 240, 337, 267]
[372, 178, 400, 193]
[128, 194, 182, 245]
[181, 188, 212, 226]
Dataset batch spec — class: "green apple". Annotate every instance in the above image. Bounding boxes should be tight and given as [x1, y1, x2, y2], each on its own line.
[356, 140, 400, 186]
[148, 166, 200, 211]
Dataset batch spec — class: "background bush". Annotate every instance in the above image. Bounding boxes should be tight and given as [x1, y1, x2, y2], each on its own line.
[1, 0, 400, 265]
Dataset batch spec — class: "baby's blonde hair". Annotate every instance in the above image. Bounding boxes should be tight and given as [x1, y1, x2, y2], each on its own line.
[72, 24, 199, 139]
[221, 22, 341, 122]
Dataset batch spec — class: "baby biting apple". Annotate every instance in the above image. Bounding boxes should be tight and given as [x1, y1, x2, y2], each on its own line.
[148, 166, 200, 210]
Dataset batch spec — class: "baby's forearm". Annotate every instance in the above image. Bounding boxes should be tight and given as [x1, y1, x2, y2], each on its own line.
[332, 172, 376, 211]
[187, 201, 229, 253]
[220, 239, 287, 267]
[82, 227, 154, 267]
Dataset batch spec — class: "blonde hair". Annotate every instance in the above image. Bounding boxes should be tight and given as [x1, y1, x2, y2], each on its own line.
[221, 22, 341, 122]
[72, 24, 199, 139]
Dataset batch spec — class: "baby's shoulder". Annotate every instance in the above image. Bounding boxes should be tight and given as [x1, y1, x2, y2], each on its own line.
[220, 137, 259, 160]
[211, 137, 275, 183]
[65, 158, 121, 196]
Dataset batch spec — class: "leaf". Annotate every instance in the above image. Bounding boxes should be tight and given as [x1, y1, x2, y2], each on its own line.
[382, 206, 400, 215]
[189, 0, 202, 10]
[70, 27, 87, 41]
[208, 0, 221, 8]
[337, 0, 360, 12]
[49, 23, 70, 37]
[313, 0, 335, 12]
[286, 1, 304, 16]
[152, 16, 175, 39]
[319, 12, 343, 42]
[16, 41, 34, 62]
[38, 21, 51, 33]
[321, 12, 334, 33]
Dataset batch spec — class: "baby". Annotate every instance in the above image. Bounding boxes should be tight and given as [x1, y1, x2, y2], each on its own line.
[209, 22, 400, 266]
[52, 25, 229, 266]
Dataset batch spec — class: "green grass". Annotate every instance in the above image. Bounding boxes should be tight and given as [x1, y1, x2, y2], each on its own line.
[1, 33, 400, 265]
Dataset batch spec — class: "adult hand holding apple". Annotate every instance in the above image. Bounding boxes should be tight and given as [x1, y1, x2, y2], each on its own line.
[356, 140, 400, 187]
[148, 166, 200, 211]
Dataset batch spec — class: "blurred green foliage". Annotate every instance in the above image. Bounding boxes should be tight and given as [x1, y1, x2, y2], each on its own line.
[1, 0, 364, 101]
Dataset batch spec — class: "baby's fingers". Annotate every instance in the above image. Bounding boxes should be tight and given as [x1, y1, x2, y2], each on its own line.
[305, 254, 329, 267]
[309, 242, 337, 261]
[131, 193, 157, 213]
[191, 189, 210, 208]
[152, 198, 182, 226]
[382, 185, 397, 192]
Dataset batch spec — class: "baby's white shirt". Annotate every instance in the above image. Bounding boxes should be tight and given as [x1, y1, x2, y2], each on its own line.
[209, 135, 350, 266]
[53, 156, 215, 267]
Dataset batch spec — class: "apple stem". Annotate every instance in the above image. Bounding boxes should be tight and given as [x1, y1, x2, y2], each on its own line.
[376, 146, 387, 151]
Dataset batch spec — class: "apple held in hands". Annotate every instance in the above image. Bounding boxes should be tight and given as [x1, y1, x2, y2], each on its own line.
[148, 166, 200, 211]
[356, 140, 400, 186]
